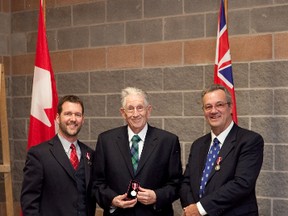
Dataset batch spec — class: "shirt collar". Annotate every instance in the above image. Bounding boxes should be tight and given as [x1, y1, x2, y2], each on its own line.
[211, 121, 234, 144]
[57, 133, 78, 153]
[127, 123, 148, 142]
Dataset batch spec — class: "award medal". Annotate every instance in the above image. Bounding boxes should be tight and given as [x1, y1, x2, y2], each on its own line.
[130, 190, 137, 197]
[129, 181, 139, 198]
[215, 156, 222, 171]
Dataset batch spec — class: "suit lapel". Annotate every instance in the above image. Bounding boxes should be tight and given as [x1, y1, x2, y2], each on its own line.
[207, 124, 238, 182]
[115, 126, 135, 177]
[218, 124, 238, 161]
[49, 136, 77, 182]
[135, 126, 158, 176]
[79, 142, 92, 189]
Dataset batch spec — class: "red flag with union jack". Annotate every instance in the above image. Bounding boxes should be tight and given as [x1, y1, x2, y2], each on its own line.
[27, 0, 58, 149]
[214, 0, 238, 123]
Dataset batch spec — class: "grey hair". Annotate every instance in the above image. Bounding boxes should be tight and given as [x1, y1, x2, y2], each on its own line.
[201, 84, 232, 104]
[121, 87, 149, 107]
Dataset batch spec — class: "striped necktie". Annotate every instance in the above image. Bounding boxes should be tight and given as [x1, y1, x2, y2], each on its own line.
[70, 144, 79, 170]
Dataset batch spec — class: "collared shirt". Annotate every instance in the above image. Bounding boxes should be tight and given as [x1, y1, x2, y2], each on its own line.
[197, 121, 234, 215]
[58, 133, 81, 160]
[127, 123, 148, 159]
[210, 121, 234, 150]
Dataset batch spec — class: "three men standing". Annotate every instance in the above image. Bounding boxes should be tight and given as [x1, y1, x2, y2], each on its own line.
[21, 84, 264, 216]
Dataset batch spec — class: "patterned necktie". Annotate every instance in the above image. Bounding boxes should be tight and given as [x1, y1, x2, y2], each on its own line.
[199, 138, 220, 198]
[131, 135, 141, 173]
[70, 144, 79, 170]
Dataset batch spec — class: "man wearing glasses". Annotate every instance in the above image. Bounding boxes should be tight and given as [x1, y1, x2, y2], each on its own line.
[92, 87, 182, 216]
[180, 84, 264, 216]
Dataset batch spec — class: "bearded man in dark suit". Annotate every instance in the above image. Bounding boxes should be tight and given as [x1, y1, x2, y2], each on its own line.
[21, 95, 95, 216]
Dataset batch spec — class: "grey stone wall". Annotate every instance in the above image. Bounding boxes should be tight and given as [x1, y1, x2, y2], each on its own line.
[0, 0, 287, 215]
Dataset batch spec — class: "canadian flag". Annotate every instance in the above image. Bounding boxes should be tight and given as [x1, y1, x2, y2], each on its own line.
[27, 0, 58, 149]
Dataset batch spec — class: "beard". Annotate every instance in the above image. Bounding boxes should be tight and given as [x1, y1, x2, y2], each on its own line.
[58, 121, 82, 138]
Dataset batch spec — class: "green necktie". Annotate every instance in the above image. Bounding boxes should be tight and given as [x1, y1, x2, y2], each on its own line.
[131, 135, 141, 173]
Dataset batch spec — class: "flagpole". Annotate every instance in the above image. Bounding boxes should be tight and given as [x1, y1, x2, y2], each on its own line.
[224, 0, 228, 25]
[42, 0, 46, 25]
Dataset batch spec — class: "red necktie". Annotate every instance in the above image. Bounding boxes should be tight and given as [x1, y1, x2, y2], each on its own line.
[70, 144, 79, 170]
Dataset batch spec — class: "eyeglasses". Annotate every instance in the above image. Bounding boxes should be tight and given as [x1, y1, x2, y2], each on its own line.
[124, 105, 146, 114]
[203, 102, 230, 112]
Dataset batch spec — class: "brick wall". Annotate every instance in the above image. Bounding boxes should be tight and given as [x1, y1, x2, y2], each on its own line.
[0, 0, 288, 215]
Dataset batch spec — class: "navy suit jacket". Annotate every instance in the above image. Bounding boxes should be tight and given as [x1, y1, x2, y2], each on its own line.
[180, 124, 264, 216]
[21, 135, 95, 216]
[92, 125, 183, 216]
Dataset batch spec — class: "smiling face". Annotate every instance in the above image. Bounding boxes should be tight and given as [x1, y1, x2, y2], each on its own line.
[202, 89, 233, 135]
[120, 94, 152, 134]
[56, 101, 84, 142]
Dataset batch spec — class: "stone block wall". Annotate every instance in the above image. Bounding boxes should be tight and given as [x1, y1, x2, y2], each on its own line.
[0, 0, 288, 215]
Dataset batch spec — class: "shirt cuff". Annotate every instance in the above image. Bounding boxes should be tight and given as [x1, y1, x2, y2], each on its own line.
[196, 201, 207, 216]
[110, 205, 117, 213]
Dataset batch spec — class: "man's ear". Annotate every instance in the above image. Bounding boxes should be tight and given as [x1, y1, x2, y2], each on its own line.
[55, 113, 60, 124]
[120, 108, 126, 119]
[146, 105, 152, 117]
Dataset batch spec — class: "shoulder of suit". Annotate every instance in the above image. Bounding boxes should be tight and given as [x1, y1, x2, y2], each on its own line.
[28, 138, 54, 153]
[148, 126, 178, 138]
[78, 141, 94, 152]
[234, 125, 263, 140]
[99, 125, 126, 137]
[192, 133, 211, 145]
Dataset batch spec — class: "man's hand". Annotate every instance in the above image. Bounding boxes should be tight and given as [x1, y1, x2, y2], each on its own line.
[183, 204, 201, 216]
[111, 194, 137, 209]
[137, 186, 157, 205]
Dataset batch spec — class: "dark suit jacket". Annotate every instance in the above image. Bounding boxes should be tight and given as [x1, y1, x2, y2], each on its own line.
[21, 135, 95, 216]
[180, 124, 264, 216]
[92, 125, 182, 216]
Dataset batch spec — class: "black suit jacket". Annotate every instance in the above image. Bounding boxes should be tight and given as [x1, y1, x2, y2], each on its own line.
[21, 135, 95, 216]
[180, 124, 264, 216]
[92, 125, 182, 216]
